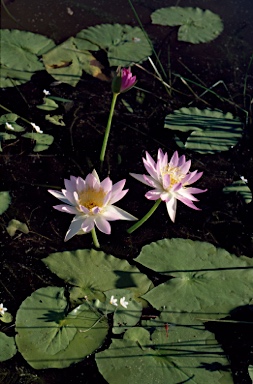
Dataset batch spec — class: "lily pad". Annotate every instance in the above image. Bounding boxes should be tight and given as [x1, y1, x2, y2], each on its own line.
[165, 107, 243, 153]
[1, 29, 55, 87]
[22, 132, 54, 152]
[0, 191, 11, 214]
[151, 7, 223, 44]
[0, 333, 17, 362]
[0, 113, 25, 132]
[0, 132, 17, 151]
[96, 313, 233, 384]
[37, 97, 59, 111]
[6, 219, 29, 237]
[223, 180, 252, 204]
[42, 249, 152, 304]
[43, 37, 107, 87]
[135, 238, 253, 319]
[45, 114, 65, 126]
[15, 286, 108, 369]
[75, 24, 152, 67]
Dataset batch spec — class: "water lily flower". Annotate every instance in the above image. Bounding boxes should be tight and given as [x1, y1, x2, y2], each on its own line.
[48, 169, 137, 246]
[110, 295, 118, 306]
[100, 68, 136, 162]
[0, 303, 7, 316]
[128, 149, 207, 233]
[5, 122, 15, 130]
[112, 68, 137, 94]
[120, 297, 128, 309]
[31, 122, 43, 133]
[43, 89, 50, 96]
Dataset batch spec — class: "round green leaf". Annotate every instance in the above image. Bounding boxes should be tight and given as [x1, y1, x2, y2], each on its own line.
[75, 24, 152, 66]
[37, 97, 59, 111]
[151, 7, 223, 44]
[6, 219, 29, 237]
[96, 314, 233, 384]
[15, 287, 108, 369]
[165, 107, 243, 153]
[136, 238, 253, 318]
[42, 249, 152, 304]
[0, 333, 17, 362]
[0, 191, 11, 214]
[0, 29, 55, 87]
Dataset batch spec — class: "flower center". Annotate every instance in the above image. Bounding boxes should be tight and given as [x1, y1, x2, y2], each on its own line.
[79, 187, 106, 211]
[162, 165, 186, 186]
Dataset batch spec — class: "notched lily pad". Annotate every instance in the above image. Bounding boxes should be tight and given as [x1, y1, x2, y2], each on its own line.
[165, 107, 243, 153]
[223, 180, 252, 204]
[1, 29, 55, 87]
[76, 24, 152, 67]
[135, 238, 253, 319]
[22, 132, 54, 151]
[37, 97, 59, 111]
[96, 314, 233, 384]
[151, 7, 223, 44]
[0, 113, 25, 132]
[45, 114, 65, 126]
[42, 249, 152, 304]
[15, 286, 108, 369]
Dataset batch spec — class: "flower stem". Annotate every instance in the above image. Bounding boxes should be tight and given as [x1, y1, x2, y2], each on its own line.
[127, 199, 162, 234]
[91, 228, 100, 248]
[100, 92, 118, 163]
[0, 103, 31, 125]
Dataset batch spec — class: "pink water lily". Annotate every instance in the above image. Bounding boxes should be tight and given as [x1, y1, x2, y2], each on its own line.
[111, 68, 137, 94]
[130, 149, 207, 223]
[48, 170, 137, 242]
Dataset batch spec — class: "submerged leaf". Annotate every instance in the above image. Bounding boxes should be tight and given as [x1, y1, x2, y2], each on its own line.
[135, 238, 253, 318]
[15, 287, 108, 369]
[1, 29, 55, 87]
[151, 7, 223, 44]
[165, 107, 243, 153]
[223, 180, 252, 204]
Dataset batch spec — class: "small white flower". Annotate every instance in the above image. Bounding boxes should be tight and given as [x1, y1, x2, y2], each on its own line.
[120, 297, 128, 309]
[240, 176, 248, 183]
[43, 89, 50, 96]
[110, 295, 118, 306]
[5, 122, 15, 130]
[0, 303, 7, 316]
[31, 122, 43, 134]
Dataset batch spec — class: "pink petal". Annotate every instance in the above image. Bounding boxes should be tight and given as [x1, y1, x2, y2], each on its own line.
[169, 151, 179, 167]
[130, 173, 151, 186]
[81, 217, 95, 233]
[176, 195, 200, 210]
[64, 177, 77, 192]
[143, 158, 159, 180]
[76, 177, 86, 193]
[145, 190, 162, 200]
[179, 159, 191, 174]
[100, 177, 112, 193]
[48, 189, 69, 204]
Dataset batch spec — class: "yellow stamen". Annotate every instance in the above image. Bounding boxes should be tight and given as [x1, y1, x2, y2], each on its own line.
[79, 187, 106, 211]
[162, 165, 185, 187]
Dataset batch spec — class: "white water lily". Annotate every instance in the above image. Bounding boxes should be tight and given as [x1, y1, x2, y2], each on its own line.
[43, 89, 50, 95]
[5, 122, 15, 130]
[48, 169, 137, 242]
[119, 297, 128, 309]
[129, 149, 207, 225]
[110, 295, 118, 306]
[0, 303, 7, 316]
[31, 122, 43, 133]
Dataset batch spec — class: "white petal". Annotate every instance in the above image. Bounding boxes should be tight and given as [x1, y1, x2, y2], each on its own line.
[53, 204, 80, 214]
[65, 216, 86, 241]
[130, 173, 151, 186]
[103, 205, 137, 221]
[48, 189, 70, 204]
[166, 198, 177, 222]
[81, 217, 95, 233]
[95, 216, 111, 234]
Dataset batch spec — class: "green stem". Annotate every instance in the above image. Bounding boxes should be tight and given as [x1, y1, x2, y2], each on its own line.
[127, 199, 162, 234]
[0, 103, 31, 125]
[100, 92, 118, 163]
[91, 227, 100, 248]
